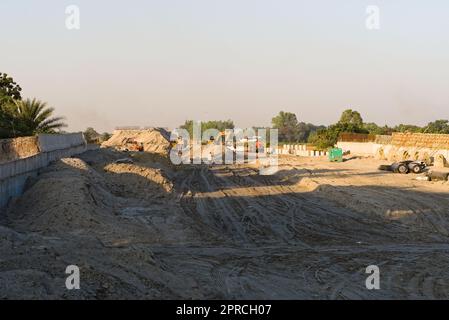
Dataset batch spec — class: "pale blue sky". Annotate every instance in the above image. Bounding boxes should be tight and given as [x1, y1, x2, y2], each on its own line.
[1, 0, 448, 132]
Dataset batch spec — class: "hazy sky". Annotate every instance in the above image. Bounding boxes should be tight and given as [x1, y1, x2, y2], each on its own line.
[1, 0, 448, 132]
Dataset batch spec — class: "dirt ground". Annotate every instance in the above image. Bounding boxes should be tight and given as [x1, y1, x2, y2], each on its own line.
[1, 149, 449, 299]
[101, 129, 171, 154]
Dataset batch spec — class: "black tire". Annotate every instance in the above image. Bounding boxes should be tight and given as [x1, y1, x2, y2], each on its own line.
[411, 165, 422, 174]
[397, 164, 409, 174]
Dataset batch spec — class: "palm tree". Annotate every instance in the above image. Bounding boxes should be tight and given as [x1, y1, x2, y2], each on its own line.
[15, 98, 66, 136]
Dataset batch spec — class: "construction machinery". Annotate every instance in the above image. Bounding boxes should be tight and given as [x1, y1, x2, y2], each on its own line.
[122, 138, 144, 152]
[379, 161, 426, 174]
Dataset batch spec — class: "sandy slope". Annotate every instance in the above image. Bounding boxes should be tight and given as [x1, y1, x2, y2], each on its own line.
[1, 150, 449, 299]
[101, 129, 171, 154]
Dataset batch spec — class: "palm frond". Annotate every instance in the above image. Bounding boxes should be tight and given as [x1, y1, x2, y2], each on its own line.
[13, 98, 67, 135]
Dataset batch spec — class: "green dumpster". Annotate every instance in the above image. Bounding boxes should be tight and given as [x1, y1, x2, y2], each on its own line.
[328, 148, 343, 162]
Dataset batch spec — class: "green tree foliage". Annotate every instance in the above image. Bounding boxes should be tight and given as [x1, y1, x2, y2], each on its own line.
[83, 127, 100, 143]
[363, 122, 393, 135]
[297, 122, 325, 142]
[0, 102, 20, 138]
[0, 73, 67, 139]
[272, 111, 300, 142]
[1, 98, 66, 138]
[271, 111, 318, 143]
[423, 120, 449, 134]
[13, 99, 67, 136]
[308, 109, 368, 150]
[180, 120, 235, 137]
[308, 128, 339, 150]
[100, 132, 112, 142]
[393, 124, 422, 133]
[0, 72, 22, 102]
[339, 109, 363, 127]
[83, 128, 111, 144]
[0, 73, 23, 138]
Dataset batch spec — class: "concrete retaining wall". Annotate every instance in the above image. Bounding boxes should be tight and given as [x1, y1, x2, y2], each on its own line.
[337, 139, 449, 167]
[38, 133, 86, 152]
[0, 133, 86, 209]
[337, 142, 383, 156]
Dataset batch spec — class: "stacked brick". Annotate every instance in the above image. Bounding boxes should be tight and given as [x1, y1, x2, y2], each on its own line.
[392, 133, 449, 149]
[0, 137, 40, 164]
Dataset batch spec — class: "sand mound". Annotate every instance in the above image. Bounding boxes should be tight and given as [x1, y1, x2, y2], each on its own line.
[5, 150, 449, 299]
[6, 158, 113, 235]
[103, 163, 173, 199]
[102, 128, 171, 155]
[5, 157, 163, 239]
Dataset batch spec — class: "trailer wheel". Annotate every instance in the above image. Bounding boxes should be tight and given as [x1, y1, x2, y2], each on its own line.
[411, 165, 422, 174]
[398, 164, 409, 174]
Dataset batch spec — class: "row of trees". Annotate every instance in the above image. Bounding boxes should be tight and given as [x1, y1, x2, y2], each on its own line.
[179, 120, 235, 137]
[271, 111, 325, 143]
[306, 109, 449, 150]
[83, 127, 112, 144]
[0, 73, 66, 139]
[4, 70, 446, 148]
[179, 110, 449, 150]
[307, 109, 369, 149]
[178, 115, 323, 143]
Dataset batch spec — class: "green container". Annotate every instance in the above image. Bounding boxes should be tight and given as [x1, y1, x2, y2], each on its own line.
[328, 148, 343, 162]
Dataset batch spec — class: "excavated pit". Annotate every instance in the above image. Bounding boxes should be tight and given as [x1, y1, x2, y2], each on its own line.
[1, 149, 449, 299]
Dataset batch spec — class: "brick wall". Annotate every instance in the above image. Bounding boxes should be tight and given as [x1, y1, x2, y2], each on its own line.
[392, 133, 449, 149]
[0, 136, 40, 164]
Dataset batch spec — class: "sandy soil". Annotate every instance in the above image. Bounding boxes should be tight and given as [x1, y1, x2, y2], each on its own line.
[101, 129, 171, 154]
[1, 150, 449, 299]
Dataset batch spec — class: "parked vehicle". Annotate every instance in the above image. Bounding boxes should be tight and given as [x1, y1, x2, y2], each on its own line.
[121, 138, 144, 152]
[379, 161, 426, 174]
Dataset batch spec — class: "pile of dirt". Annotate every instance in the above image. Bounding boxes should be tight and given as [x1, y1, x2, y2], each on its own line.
[102, 163, 173, 199]
[0, 150, 200, 299]
[101, 128, 171, 155]
[4, 150, 449, 299]
[4, 157, 169, 240]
